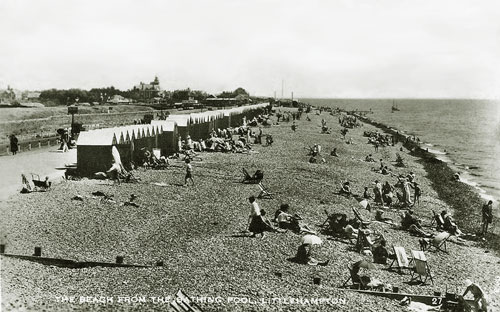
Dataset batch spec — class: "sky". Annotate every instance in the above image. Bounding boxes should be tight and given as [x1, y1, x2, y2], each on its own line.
[1, 0, 500, 98]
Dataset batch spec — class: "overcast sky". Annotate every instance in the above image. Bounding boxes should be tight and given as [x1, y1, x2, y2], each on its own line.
[1, 0, 499, 98]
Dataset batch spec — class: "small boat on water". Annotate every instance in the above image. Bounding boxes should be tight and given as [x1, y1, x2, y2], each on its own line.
[391, 100, 400, 112]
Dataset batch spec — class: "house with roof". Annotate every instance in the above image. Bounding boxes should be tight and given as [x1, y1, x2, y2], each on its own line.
[133, 76, 161, 99]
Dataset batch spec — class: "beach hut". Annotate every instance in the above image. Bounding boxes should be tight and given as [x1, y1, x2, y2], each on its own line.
[151, 120, 178, 156]
[220, 110, 231, 129]
[76, 128, 133, 176]
[166, 115, 190, 140]
[229, 106, 245, 127]
[130, 125, 159, 163]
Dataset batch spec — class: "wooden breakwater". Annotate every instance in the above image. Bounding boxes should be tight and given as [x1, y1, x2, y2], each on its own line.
[347, 111, 499, 254]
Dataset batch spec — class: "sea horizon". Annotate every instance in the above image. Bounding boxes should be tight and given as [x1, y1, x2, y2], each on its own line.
[302, 98, 500, 209]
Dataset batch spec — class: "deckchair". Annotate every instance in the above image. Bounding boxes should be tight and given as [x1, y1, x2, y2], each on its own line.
[410, 257, 434, 285]
[388, 246, 411, 274]
[21, 174, 33, 193]
[31, 174, 51, 191]
[356, 230, 373, 252]
[241, 168, 263, 184]
[169, 289, 203, 312]
[341, 265, 369, 290]
[257, 182, 273, 199]
[426, 232, 451, 253]
[430, 211, 445, 230]
[352, 207, 371, 228]
[409, 250, 427, 267]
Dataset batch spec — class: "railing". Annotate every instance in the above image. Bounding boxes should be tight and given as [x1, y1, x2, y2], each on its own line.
[0, 120, 147, 156]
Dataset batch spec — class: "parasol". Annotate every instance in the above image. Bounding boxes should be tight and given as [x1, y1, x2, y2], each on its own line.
[301, 234, 322, 246]
[352, 260, 376, 270]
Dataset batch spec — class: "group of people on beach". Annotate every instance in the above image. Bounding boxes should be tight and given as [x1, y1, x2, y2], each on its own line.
[82, 104, 493, 311]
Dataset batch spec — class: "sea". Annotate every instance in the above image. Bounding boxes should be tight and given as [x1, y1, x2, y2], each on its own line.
[303, 98, 500, 207]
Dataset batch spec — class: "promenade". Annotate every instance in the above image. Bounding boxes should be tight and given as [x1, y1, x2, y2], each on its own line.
[0, 147, 76, 201]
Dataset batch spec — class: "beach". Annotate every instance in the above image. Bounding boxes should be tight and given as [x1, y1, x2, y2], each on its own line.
[1, 107, 499, 312]
[305, 99, 500, 207]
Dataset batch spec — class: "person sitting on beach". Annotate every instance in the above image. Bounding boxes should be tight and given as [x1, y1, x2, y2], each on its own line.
[401, 210, 418, 229]
[401, 211, 432, 237]
[373, 240, 391, 264]
[259, 209, 281, 234]
[344, 222, 359, 239]
[375, 210, 394, 224]
[381, 166, 391, 175]
[94, 160, 123, 184]
[365, 154, 375, 162]
[339, 181, 352, 197]
[325, 213, 349, 235]
[441, 210, 463, 236]
[276, 204, 316, 234]
[310, 144, 321, 156]
[363, 187, 372, 199]
[292, 235, 329, 266]
[331, 148, 339, 157]
[265, 134, 274, 146]
[382, 181, 394, 206]
[309, 156, 318, 164]
[453, 172, 461, 181]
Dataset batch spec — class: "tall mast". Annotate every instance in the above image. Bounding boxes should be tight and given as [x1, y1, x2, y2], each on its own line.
[281, 79, 284, 99]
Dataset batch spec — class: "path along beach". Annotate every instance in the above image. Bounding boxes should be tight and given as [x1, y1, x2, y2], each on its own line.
[1, 106, 499, 311]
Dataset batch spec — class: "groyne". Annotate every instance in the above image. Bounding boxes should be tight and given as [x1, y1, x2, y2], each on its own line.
[351, 112, 500, 254]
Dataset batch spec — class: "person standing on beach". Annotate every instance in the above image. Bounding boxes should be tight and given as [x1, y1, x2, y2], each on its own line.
[412, 182, 421, 206]
[482, 200, 493, 235]
[184, 159, 194, 186]
[247, 196, 266, 238]
[9, 134, 18, 155]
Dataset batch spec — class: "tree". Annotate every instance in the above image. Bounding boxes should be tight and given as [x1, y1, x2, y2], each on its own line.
[218, 87, 249, 99]
[233, 87, 249, 97]
[171, 89, 191, 103]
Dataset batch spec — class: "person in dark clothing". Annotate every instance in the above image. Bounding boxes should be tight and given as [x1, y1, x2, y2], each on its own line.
[482, 200, 493, 235]
[373, 240, 390, 264]
[363, 187, 372, 199]
[10, 134, 18, 155]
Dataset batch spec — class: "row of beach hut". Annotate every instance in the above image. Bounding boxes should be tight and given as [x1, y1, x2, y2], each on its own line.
[76, 103, 268, 176]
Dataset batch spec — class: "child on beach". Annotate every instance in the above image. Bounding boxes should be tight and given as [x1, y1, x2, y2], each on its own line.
[184, 159, 194, 186]
[413, 182, 421, 206]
